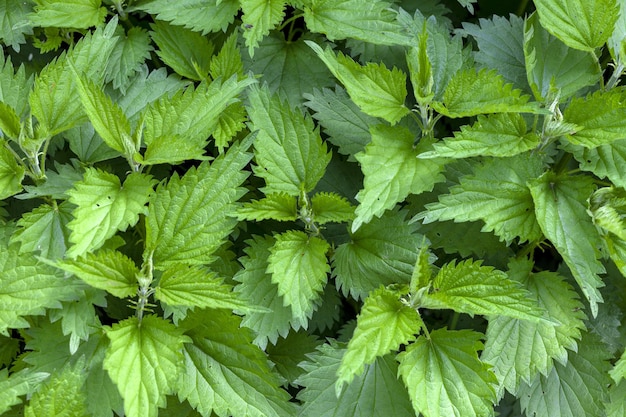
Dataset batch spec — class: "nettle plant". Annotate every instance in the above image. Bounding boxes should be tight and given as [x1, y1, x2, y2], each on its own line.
[1, 0, 626, 416]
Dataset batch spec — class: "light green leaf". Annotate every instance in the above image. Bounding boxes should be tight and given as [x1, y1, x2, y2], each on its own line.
[241, 0, 286, 56]
[607, 379, 626, 417]
[177, 309, 296, 417]
[353, 124, 446, 232]
[29, 0, 107, 29]
[210, 31, 244, 81]
[567, 138, 626, 189]
[431, 68, 541, 118]
[296, 342, 415, 417]
[523, 13, 601, 101]
[0, 369, 49, 415]
[302, 0, 410, 45]
[65, 123, 120, 164]
[564, 88, 626, 148]
[533, 0, 619, 51]
[104, 316, 188, 417]
[145, 137, 252, 269]
[105, 26, 153, 93]
[418, 154, 544, 244]
[519, 332, 611, 417]
[268, 230, 330, 321]
[406, 28, 434, 105]
[0, 0, 33, 52]
[135, 0, 239, 34]
[481, 259, 586, 398]
[0, 140, 25, 199]
[53, 249, 138, 299]
[311, 192, 354, 224]
[213, 102, 247, 152]
[234, 235, 307, 349]
[528, 172, 606, 317]
[66, 170, 155, 258]
[48, 288, 106, 350]
[247, 85, 331, 195]
[420, 259, 545, 321]
[409, 240, 433, 294]
[155, 264, 250, 311]
[397, 329, 498, 417]
[0, 240, 81, 335]
[0, 54, 34, 117]
[236, 193, 297, 222]
[0, 101, 20, 139]
[336, 286, 422, 390]
[72, 72, 135, 157]
[612, 349, 626, 382]
[11, 201, 72, 259]
[420, 113, 541, 159]
[307, 41, 410, 124]
[333, 209, 423, 300]
[150, 20, 213, 81]
[589, 186, 626, 240]
[304, 86, 377, 159]
[24, 360, 88, 417]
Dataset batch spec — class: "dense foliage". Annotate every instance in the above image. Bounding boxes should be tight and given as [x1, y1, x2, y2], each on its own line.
[1, 0, 626, 416]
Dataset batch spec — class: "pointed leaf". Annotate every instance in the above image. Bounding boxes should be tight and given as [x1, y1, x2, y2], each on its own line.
[104, 316, 188, 417]
[589, 186, 626, 240]
[247, 85, 331, 195]
[336, 286, 422, 390]
[0, 140, 25, 199]
[66, 170, 155, 257]
[568, 139, 626, 189]
[311, 192, 354, 224]
[236, 193, 297, 222]
[24, 361, 88, 417]
[307, 41, 410, 124]
[420, 259, 545, 321]
[0, 369, 49, 415]
[0, 101, 20, 139]
[11, 202, 72, 259]
[528, 172, 606, 316]
[177, 310, 296, 417]
[353, 124, 446, 231]
[397, 329, 498, 417]
[431, 68, 541, 118]
[155, 264, 250, 311]
[267, 230, 330, 321]
[145, 137, 252, 268]
[0, 0, 33, 52]
[534, 0, 619, 51]
[54, 249, 138, 299]
[105, 26, 153, 93]
[29, 0, 107, 29]
[418, 154, 544, 244]
[241, 0, 286, 56]
[296, 342, 415, 417]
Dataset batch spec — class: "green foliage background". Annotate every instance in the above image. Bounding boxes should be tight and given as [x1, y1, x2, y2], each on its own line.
[1, 0, 626, 416]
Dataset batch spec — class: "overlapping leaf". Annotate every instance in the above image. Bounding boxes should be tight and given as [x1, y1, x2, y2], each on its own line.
[0, 140, 25, 199]
[0, 0, 33, 52]
[11, 202, 71, 259]
[311, 192, 354, 224]
[0, 369, 49, 415]
[241, 0, 286, 56]
[105, 26, 153, 93]
[29, 0, 107, 29]
[24, 361, 88, 417]
[135, 0, 238, 34]
[236, 193, 297, 222]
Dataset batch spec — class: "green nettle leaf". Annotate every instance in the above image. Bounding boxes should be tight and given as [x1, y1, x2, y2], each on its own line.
[481, 259, 586, 398]
[53, 249, 138, 299]
[155, 264, 250, 311]
[240, 0, 286, 56]
[29, 0, 107, 29]
[611, 349, 626, 382]
[353, 124, 446, 232]
[247, 85, 331, 195]
[177, 309, 296, 417]
[236, 193, 297, 222]
[268, 230, 330, 321]
[66, 169, 155, 258]
[409, 241, 433, 294]
[567, 138, 626, 189]
[311, 192, 354, 224]
[136, 0, 239, 34]
[145, 137, 252, 269]
[333, 209, 423, 300]
[234, 235, 306, 349]
[266, 330, 319, 385]
[0, 0, 33, 52]
[106, 26, 154, 93]
[0, 140, 25, 199]
[420, 113, 541, 159]
[336, 286, 422, 390]
[564, 88, 626, 148]
[431, 68, 541, 118]
[523, 13, 601, 101]
[528, 172, 606, 317]
[302, 0, 410, 46]
[150, 20, 213, 80]
[0, 53, 34, 117]
[11, 202, 72, 259]
[210, 31, 244, 82]
[519, 332, 611, 417]
[607, 380, 626, 417]
[104, 316, 188, 417]
[533, 0, 619, 52]
[0, 101, 20, 139]
[397, 329, 498, 417]
[589, 186, 626, 240]
[418, 153, 544, 244]
[406, 29, 434, 105]
[307, 41, 410, 124]
[419, 259, 545, 321]
[0, 369, 49, 415]
[24, 361, 88, 417]
[304, 86, 378, 159]
[297, 342, 415, 417]
[0, 240, 81, 335]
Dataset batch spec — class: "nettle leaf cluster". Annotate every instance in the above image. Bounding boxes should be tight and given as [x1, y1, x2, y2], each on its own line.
[1, 0, 626, 416]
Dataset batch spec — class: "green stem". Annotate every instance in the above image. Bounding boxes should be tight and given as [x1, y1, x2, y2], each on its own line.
[448, 311, 460, 330]
[606, 62, 625, 90]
